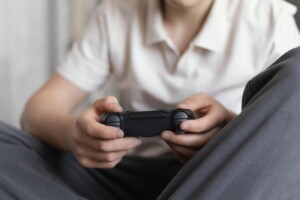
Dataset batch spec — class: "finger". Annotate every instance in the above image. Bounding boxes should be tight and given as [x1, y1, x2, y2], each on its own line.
[180, 110, 225, 133]
[166, 141, 198, 158]
[177, 93, 212, 112]
[93, 96, 123, 115]
[162, 131, 206, 148]
[161, 129, 218, 148]
[78, 136, 142, 152]
[74, 145, 128, 162]
[77, 116, 124, 139]
[77, 157, 123, 169]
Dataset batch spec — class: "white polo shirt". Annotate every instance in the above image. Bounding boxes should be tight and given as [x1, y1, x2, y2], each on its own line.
[57, 0, 300, 157]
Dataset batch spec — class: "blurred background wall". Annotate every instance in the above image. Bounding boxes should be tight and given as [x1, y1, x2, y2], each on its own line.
[0, 0, 101, 127]
[0, 0, 299, 128]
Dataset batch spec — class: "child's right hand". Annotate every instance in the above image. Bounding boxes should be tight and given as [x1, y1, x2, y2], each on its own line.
[66, 96, 142, 169]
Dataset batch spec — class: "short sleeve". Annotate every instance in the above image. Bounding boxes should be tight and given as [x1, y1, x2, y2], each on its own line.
[56, 4, 111, 92]
[265, 0, 300, 67]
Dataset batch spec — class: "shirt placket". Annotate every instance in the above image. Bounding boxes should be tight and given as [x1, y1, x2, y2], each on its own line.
[176, 46, 195, 77]
[163, 39, 197, 77]
[162, 41, 179, 74]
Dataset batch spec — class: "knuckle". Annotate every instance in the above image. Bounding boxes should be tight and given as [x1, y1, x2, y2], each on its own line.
[75, 117, 85, 131]
[75, 118, 81, 127]
[74, 147, 85, 157]
[71, 132, 81, 144]
[196, 137, 206, 146]
[77, 113, 98, 135]
[103, 96, 117, 106]
[196, 124, 205, 132]
[98, 142, 110, 152]
[106, 160, 120, 169]
[78, 158, 90, 168]
[127, 139, 140, 149]
[197, 120, 209, 131]
[169, 135, 179, 144]
[73, 132, 82, 143]
[174, 137, 182, 144]
[125, 140, 134, 149]
[103, 153, 116, 162]
[84, 123, 94, 135]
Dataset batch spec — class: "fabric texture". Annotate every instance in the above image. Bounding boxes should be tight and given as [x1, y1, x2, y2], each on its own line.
[0, 122, 181, 200]
[1, 46, 300, 199]
[57, 0, 300, 113]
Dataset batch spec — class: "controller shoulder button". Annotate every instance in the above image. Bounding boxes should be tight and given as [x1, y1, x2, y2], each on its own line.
[174, 111, 189, 120]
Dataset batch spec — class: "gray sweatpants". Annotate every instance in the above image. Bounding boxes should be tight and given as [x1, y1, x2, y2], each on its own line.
[1, 46, 300, 200]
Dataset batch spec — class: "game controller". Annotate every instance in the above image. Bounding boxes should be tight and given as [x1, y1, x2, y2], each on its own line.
[100, 109, 195, 137]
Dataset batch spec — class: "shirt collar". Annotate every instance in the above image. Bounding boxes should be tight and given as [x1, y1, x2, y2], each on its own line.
[192, 0, 230, 52]
[146, 0, 167, 45]
[146, 0, 230, 52]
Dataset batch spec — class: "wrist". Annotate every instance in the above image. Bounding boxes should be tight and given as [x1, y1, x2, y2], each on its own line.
[226, 110, 237, 123]
[63, 116, 78, 152]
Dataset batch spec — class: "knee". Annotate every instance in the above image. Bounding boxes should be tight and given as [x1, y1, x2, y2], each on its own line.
[275, 46, 300, 76]
[265, 46, 300, 86]
[246, 46, 300, 97]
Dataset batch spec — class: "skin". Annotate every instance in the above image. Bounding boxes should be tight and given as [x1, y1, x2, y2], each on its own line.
[163, 0, 215, 54]
[160, 0, 237, 163]
[161, 94, 236, 163]
[21, 74, 142, 169]
[21, 0, 236, 168]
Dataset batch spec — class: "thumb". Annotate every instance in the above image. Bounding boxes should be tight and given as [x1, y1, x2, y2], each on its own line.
[93, 96, 123, 114]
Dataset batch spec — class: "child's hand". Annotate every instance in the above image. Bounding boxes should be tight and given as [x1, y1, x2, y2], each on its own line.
[161, 93, 236, 163]
[66, 96, 142, 168]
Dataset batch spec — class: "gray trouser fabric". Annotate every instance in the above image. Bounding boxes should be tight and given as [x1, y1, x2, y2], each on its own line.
[0, 122, 181, 200]
[1, 46, 300, 200]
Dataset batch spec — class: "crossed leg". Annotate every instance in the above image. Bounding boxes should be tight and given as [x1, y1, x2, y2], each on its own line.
[159, 46, 300, 200]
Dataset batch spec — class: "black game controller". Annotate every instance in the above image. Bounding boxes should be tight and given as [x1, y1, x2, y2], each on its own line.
[100, 109, 194, 137]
